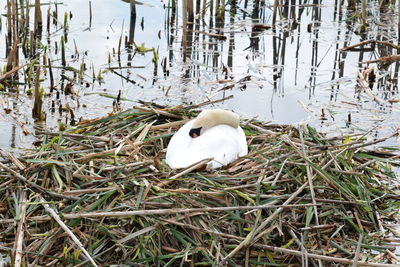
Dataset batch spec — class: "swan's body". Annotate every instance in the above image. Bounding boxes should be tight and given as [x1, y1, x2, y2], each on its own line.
[166, 109, 248, 169]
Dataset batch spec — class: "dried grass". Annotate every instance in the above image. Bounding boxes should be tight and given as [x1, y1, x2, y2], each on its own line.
[0, 103, 399, 266]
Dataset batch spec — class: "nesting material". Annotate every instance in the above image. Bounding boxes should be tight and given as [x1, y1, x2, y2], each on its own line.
[0, 104, 399, 266]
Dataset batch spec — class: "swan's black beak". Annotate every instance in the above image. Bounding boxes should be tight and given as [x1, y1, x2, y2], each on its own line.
[189, 127, 202, 138]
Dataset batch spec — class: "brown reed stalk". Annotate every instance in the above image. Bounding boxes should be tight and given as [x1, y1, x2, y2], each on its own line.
[361, 0, 366, 30]
[182, 0, 188, 62]
[32, 63, 43, 120]
[25, 0, 29, 31]
[34, 0, 43, 40]
[272, 0, 279, 25]
[187, 0, 194, 21]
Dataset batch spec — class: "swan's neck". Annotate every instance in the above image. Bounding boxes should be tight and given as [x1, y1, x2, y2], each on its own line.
[192, 110, 240, 133]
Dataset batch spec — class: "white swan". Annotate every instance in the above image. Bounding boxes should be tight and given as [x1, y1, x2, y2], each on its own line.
[166, 109, 248, 169]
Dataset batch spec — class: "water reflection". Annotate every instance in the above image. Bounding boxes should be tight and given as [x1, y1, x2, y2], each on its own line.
[1, 0, 400, 151]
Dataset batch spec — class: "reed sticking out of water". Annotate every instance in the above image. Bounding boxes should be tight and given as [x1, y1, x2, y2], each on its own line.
[61, 35, 66, 66]
[63, 12, 69, 45]
[216, 0, 225, 27]
[361, 0, 366, 31]
[53, 1, 58, 25]
[195, 0, 201, 16]
[25, 0, 30, 31]
[79, 63, 84, 81]
[187, 0, 194, 22]
[32, 63, 43, 120]
[21, 0, 30, 57]
[48, 58, 54, 91]
[201, 0, 206, 18]
[89, 1, 92, 28]
[5, 0, 21, 75]
[348, 0, 356, 10]
[118, 21, 124, 59]
[182, 0, 188, 63]
[272, 0, 279, 25]
[6, 0, 12, 56]
[129, 0, 136, 44]
[46, 6, 50, 33]
[6, 40, 18, 74]
[221, 0, 226, 22]
[34, 0, 43, 41]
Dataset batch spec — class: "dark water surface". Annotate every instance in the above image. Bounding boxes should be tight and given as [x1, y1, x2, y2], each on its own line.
[1, 0, 400, 151]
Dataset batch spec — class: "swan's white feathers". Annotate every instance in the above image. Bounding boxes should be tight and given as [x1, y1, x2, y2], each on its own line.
[193, 109, 240, 135]
[166, 110, 248, 169]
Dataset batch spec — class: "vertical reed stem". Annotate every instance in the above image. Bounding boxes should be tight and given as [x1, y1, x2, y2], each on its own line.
[273, 0, 279, 25]
[34, 0, 43, 40]
[188, 0, 194, 22]
[25, 0, 29, 31]
[6, 0, 12, 55]
[47, 6, 50, 33]
[201, 0, 206, 19]
[215, 0, 220, 20]
[129, 0, 137, 44]
[398, 0, 400, 27]
[32, 63, 43, 120]
[61, 35, 66, 66]
[182, 0, 187, 63]
[89, 1, 92, 28]
[195, 0, 201, 16]
[361, 0, 366, 30]
[48, 58, 54, 92]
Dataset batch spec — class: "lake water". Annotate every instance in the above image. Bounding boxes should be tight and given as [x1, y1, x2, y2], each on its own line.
[1, 0, 400, 151]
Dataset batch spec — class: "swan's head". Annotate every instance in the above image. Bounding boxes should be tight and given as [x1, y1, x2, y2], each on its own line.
[189, 109, 240, 138]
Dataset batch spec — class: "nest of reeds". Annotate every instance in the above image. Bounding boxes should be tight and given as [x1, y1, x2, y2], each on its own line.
[0, 103, 399, 266]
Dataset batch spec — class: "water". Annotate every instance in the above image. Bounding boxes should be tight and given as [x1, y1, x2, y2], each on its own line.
[1, 0, 400, 152]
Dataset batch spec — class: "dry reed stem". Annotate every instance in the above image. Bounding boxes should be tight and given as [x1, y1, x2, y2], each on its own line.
[361, 55, 400, 64]
[10, 113, 31, 135]
[272, 0, 279, 25]
[157, 158, 213, 187]
[298, 126, 322, 249]
[253, 243, 399, 267]
[75, 140, 145, 162]
[182, 0, 187, 63]
[14, 191, 27, 267]
[41, 198, 98, 267]
[341, 40, 400, 51]
[352, 234, 364, 267]
[0, 204, 319, 224]
[36, 131, 118, 142]
[361, 0, 366, 28]
[0, 149, 26, 170]
[63, 187, 118, 196]
[134, 105, 182, 119]
[0, 65, 25, 82]
[150, 119, 190, 130]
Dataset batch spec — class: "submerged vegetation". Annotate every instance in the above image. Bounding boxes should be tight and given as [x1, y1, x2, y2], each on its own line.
[0, 103, 400, 265]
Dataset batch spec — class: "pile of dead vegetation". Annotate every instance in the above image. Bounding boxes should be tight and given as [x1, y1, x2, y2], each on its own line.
[0, 103, 399, 266]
